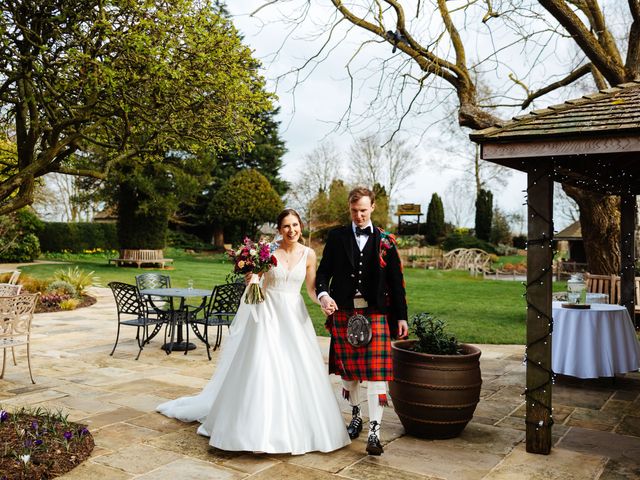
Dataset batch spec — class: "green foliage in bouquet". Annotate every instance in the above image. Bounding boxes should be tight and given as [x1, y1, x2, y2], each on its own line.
[410, 312, 461, 355]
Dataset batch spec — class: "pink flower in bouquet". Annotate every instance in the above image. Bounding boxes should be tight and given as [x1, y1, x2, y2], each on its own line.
[229, 237, 278, 303]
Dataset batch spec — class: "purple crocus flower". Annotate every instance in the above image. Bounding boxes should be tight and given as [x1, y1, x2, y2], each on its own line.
[63, 431, 73, 441]
[78, 427, 89, 436]
[24, 439, 33, 448]
[31, 420, 38, 431]
[0, 410, 8, 422]
[34, 439, 43, 446]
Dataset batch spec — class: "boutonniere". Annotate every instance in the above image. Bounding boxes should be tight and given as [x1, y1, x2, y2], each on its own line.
[377, 228, 397, 268]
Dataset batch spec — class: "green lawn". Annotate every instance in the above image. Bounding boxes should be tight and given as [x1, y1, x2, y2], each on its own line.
[18, 249, 565, 345]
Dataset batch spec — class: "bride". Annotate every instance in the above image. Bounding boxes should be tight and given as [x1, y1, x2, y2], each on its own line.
[157, 209, 350, 454]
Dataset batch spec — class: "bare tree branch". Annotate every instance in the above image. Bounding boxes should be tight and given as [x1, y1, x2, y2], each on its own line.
[520, 63, 592, 109]
[538, 0, 625, 84]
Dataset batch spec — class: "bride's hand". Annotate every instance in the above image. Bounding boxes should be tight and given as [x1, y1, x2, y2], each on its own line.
[244, 272, 261, 284]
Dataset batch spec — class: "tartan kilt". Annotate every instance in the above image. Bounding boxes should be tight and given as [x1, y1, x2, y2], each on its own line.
[327, 309, 393, 381]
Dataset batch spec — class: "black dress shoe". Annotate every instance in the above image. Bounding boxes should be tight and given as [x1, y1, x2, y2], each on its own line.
[366, 421, 383, 455]
[366, 432, 383, 455]
[346, 405, 363, 439]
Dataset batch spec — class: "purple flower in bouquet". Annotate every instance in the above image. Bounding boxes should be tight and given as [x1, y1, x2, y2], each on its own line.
[228, 237, 278, 304]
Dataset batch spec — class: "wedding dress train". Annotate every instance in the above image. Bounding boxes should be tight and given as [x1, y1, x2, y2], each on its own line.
[157, 246, 350, 454]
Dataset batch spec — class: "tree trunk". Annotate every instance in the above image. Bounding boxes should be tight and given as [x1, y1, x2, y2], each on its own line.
[212, 225, 225, 248]
[563, 185, 620, 274]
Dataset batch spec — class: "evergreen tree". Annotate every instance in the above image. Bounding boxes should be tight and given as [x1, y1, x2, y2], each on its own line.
[425, 193, 445, 244]
[475, 189, 493, 242]
[179, 106, 288, 244]
[372, 183, 390, 229]
[208, 169, 283, 245]
[490, 207, 512, 245]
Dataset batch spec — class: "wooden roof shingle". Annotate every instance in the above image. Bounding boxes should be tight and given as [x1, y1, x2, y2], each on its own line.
[469, 81, 640, 195]
[470, 81, 640, 142]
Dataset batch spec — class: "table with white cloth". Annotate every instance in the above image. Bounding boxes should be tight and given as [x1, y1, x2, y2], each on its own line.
[552, 301, 640, 378]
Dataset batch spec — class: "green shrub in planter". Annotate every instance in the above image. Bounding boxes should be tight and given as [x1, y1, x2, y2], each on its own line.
[410, 312, 461, 355]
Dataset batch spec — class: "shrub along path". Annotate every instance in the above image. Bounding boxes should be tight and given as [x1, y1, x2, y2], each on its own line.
[0, 288, 638, 479]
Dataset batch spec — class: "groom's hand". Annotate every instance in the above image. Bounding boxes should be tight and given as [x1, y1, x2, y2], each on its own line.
[320, 296, 338, 316]
[397, 320, 409, 339]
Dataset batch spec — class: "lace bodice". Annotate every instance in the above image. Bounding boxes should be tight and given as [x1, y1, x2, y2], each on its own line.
[263, 246, 309, 294]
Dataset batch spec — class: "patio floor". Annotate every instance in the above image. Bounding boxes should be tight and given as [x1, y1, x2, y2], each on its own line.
[1, 287, 640, 479]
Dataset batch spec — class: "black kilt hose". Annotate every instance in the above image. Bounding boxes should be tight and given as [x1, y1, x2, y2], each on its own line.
[327, 309, 392, 381]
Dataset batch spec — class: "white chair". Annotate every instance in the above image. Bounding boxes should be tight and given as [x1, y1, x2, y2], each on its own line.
[0, 284, 22, 296]
[0, 293, 39, 384]
[8, 270, 20, 285]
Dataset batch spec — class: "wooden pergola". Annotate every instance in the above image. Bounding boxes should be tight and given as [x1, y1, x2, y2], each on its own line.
[470, 81, 640, 455]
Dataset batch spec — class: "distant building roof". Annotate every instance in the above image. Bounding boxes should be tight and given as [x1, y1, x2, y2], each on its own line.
[94, 206, 117, 222]
[555, 221, 582, 240]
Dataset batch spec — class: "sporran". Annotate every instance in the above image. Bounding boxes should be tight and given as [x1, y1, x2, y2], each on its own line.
[347, 313, 372, 347]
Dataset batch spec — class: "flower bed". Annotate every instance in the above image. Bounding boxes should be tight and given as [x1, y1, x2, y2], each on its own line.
[35, 294, 97, 314]
[0, 407, 94, 479]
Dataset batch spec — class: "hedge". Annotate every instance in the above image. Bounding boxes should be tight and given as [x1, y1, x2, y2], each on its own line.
[38, 222, 119, 252]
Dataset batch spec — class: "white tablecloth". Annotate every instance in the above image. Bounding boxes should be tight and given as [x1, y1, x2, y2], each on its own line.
[552, 301, 640, 378]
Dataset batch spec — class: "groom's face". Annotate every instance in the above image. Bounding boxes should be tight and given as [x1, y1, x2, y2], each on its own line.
[350, 196, 375, 228]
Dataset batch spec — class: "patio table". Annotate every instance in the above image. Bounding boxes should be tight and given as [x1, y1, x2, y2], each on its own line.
[552, 301, 640, 378]
[140, 287, 211, 353]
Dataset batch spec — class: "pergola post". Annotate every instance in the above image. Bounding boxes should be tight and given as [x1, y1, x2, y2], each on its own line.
[620, 194, 637, 324]
[525, 159, 553, 454]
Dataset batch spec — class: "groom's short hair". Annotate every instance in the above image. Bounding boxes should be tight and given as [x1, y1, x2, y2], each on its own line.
[348, 187, 376, 205]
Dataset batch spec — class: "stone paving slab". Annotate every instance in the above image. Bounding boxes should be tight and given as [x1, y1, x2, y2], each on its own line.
[134, 458, 246, 480]
[557, 427, 640, 464]
[92, 443, 183, 475]
[483, 444, 607, 480]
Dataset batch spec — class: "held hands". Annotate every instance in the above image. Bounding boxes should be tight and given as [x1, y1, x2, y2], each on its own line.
[320, 295, 338, 316]
[397, 320, 409, 339]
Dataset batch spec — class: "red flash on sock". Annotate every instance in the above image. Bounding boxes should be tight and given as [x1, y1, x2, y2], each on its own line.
[378, 394, 388, 406]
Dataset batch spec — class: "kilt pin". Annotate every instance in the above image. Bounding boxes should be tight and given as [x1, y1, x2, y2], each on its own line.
[317, 223, 408, 455]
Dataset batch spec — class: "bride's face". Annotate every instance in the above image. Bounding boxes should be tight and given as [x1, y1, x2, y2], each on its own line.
[279, 214, 301, 244]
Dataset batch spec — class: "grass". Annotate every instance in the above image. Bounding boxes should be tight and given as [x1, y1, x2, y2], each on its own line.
[17, 249, 566, 345]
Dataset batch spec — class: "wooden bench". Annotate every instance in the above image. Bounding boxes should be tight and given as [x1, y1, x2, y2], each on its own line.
[108, 249, 173, 269]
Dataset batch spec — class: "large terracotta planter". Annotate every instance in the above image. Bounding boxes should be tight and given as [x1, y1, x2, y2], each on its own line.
[389, 340, 482, 439]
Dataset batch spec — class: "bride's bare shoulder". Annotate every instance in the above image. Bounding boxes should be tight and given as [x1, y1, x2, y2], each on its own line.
[305, 246, 317, 262]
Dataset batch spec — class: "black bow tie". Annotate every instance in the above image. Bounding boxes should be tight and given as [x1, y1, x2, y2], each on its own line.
[355, 226, 372, 236]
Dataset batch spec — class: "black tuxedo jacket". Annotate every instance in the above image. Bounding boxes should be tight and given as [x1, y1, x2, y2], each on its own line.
[316, 225, 408, 338]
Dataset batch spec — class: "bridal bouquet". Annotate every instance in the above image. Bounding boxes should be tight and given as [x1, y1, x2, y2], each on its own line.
[229, 237, 278, 304]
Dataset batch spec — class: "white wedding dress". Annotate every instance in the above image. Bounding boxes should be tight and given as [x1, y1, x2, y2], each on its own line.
[157, 246, 350, 454]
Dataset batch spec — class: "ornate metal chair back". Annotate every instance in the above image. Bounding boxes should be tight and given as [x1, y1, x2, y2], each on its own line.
[0, 284, 22, 296]
[135, 273, 171, 290]
[108, 281, 145, 317]
[205, 282, 244, 320]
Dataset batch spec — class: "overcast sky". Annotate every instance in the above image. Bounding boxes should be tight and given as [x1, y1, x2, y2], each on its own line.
[226, 1, 545, 229]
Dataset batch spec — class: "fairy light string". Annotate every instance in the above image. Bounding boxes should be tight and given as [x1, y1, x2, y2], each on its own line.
[521, 165, 555, 429]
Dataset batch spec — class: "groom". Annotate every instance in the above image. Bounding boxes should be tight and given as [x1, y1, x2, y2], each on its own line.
[316, 186, 408, 456]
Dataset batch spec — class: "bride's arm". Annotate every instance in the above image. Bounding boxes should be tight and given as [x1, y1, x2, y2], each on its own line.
[304, 248, 320, 304]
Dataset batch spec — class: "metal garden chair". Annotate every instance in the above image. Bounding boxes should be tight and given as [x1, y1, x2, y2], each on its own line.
[187, 282, 244, 360]
[108, 281, 164, 360]
[0, 293, 39, 383]
[0, 284, 22, 296]
[135, 273, 172, 316]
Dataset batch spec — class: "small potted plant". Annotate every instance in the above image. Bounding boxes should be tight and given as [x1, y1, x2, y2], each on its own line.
[389, 313, 482, 439]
